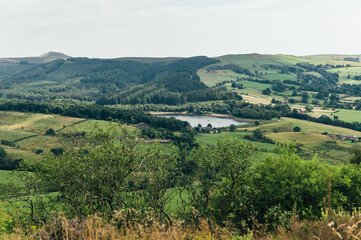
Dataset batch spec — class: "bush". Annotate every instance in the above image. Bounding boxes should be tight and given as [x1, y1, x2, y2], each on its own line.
[45, 128, 56, 136]
[0, 140, 15, 147]
[0, 158, 23, 170]
[255, 121, 260, 126]
[0, 147, 7, 158]
[35, 149, 44, 154]
[293, 126, 301, 132]
[229, 124, 236, 132]
[50, 147, 64, 156]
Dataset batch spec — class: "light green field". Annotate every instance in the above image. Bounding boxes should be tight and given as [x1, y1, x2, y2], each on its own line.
[197, 69, 245, 87]
[302, 55, 361, 66]
[333, 109, 361, 123]
[266, 132, 331, 145]
[239, 80, 272, 90]
[0, 111, 30, 125]
[263, 73, 297, 81]
[196, 131, 274, 150]
[0, 111, 86, 161]
[246, 117, 361, 135]
[70, 120, 138, 135]
[328, 67, 361, 84]
[243, 117, 361, 164]
[0, 129, 35, 141]
[302, 71, 323, 78]
[195, 130, 276, 164]
[0, 111, 84, 134]
[0, 111, 142, 162]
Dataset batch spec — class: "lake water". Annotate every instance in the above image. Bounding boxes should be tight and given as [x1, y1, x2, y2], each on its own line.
[157, 114, 249, 128]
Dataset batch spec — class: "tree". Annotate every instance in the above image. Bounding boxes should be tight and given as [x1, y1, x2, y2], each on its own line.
[50, 147, 63, 156]
[301, 92, 309, 103]
[293, 126, 301, 132]
[0, 147, 7, 159]
[38, 126, 145, 219]
[248, 144, 332, 226]
[305, 105, 314, 112]
[262, 88, 271, 95]
[141, 145, 178, 223]
[255, 121, 260, 126]
[229, 124, 236, 132]
[186, 138, 257, 226]
[350, 148, 361, 165]
[45, 128, 56, 136]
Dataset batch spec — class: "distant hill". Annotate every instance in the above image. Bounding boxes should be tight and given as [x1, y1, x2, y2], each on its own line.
[118, 57, 183, 64]
[1, 52, 361, 106]
[0, 55, 226, 104]
[0, 51, 70, 64]
[0, 52, 71, 78]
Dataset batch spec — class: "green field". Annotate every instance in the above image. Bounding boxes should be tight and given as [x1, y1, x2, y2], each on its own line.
[0, 111, 87, 161]
[334, 109, 361, 123]
[239, 117, 361, 164]
[328, 66, 361, 84]
[246, 117, 361, 135]
[263, 73, 297, 81]
[197, 69, 245, 87]
[239, 80, 272, 90]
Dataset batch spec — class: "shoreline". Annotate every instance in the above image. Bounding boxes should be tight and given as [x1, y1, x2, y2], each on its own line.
[148, 111, 255, 124]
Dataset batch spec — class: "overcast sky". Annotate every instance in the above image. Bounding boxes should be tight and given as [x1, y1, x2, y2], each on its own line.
[1, 0, 360, 58]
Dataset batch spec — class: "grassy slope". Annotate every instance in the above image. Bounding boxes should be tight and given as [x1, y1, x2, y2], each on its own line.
[199, 54, 361, 105]
[328, 66, 361, 84]
[244, 117, 361, 164]
[0, 111, 85, 161]
[334, 109, 361, 123]
[245, 117, 361, 135]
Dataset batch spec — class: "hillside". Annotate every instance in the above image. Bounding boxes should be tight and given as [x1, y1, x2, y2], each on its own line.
[2, 52, 361, 125]
[0, 55, 233, 104]
[0, 52, 71, 80]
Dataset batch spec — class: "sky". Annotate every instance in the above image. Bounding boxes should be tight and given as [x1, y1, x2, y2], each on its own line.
[1, 0, 360, 58]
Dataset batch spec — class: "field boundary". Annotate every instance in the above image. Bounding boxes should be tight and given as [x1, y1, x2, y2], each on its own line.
[12, 134, 39, 143]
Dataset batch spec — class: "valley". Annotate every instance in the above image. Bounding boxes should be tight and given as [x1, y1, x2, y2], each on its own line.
[2, 52, 361, 239]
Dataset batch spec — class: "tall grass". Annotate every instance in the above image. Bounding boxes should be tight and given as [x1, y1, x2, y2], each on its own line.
[4, 209, 233, 240]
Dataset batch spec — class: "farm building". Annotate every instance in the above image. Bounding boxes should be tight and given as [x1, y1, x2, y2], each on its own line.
[135, 122, 149, 129]
[337, 134, 358, 142]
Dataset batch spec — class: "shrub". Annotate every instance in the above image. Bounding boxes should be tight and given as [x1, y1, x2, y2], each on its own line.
[45, 128, 56, 136]
[50, 147, 64, 156]
[293, 126, 301, 132]
[0, 147, 7, 158]
[1, 140, 15, 147]
[35, 149, 44, 154]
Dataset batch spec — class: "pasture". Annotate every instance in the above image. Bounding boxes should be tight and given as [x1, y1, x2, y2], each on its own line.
[245, 117, 361, 135]
[0, 111, 86, 161]
[328, 66, 361, 84]
[197, 69, 245, 87]
[334, 109, 361, 123]
[263, 73, 297, 81]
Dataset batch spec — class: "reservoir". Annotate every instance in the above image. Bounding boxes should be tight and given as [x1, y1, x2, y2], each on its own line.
[157, 114, 249, 128]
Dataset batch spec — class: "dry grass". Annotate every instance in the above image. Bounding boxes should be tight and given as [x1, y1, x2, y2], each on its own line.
[5, 209, 233, 240]
[273, 211, 361, 240]
[5, 210, 361, 239]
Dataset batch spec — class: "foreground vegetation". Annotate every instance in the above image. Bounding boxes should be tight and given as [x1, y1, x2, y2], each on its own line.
[2, 124, 361, 239]
[3, 53, 361, 239]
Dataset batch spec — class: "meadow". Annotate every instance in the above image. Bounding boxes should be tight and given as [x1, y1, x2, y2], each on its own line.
[328, 66, 361, 84]
[333, 109, 361, 123]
